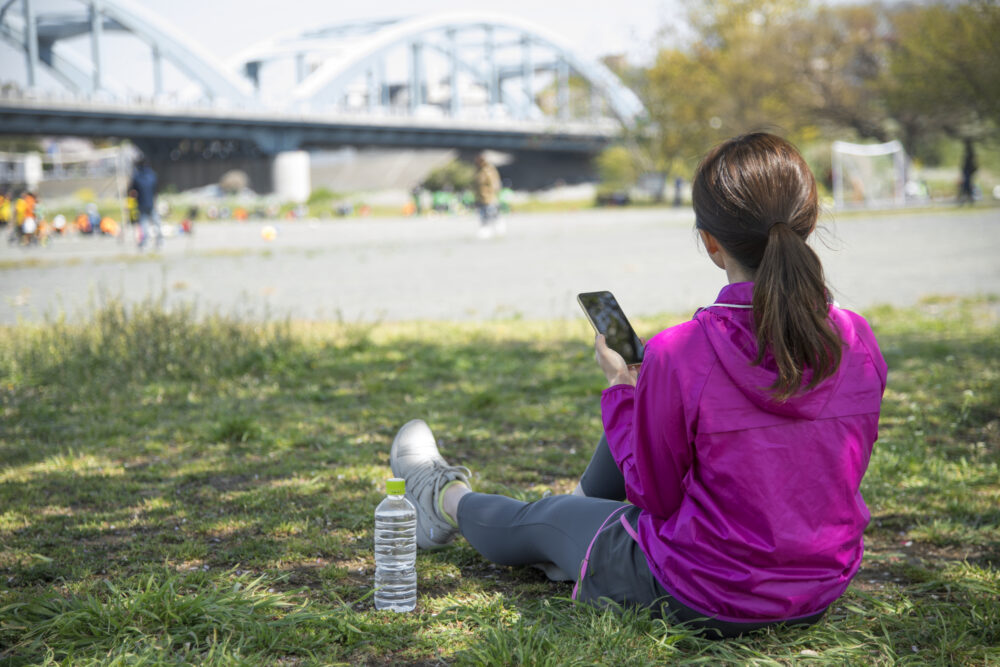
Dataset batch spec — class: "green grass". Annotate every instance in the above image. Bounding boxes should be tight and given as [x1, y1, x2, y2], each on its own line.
[1, 295, 998, 665]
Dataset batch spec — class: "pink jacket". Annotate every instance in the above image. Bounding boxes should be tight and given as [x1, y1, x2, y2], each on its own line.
[601, 282, 887, 621]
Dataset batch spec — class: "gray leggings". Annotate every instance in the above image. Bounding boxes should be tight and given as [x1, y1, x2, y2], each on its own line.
[454, 433, 828, 637]
[456, 434, 625, 580]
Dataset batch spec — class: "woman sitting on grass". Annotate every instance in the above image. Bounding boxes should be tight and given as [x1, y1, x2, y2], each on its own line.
[390, 132, 887, 637]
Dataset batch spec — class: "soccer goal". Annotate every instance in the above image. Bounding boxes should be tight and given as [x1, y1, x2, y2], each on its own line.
[831, 140, 907, 209]
[1, 144, 133, 241]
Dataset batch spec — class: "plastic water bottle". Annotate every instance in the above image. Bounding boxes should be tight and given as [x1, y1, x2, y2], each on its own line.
[374, 477, 417, 612]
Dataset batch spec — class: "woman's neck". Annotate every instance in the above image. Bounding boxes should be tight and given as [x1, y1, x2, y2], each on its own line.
[726, 263, 755, 284]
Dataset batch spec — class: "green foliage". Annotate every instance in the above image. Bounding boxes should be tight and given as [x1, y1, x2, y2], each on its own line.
[1, 570, 368, 662]
[0, 298, 998, 663]
[639, 0, 1000, 177]
[422, 160, 476, 191]
[0, 295, 292, 390]
[641, 0, 810, 176]
[887, 0, 1000, 145]
[595, 146, 639, 193]
[0, 136, 42, 153]
[306, 187, 339, 206]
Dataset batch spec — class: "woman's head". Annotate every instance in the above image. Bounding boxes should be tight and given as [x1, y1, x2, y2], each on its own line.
[693, 132, 818, 269]
[692, 133, 841, 399]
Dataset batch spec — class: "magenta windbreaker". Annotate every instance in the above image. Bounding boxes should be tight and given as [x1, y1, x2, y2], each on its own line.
[601, 282, 887, 622]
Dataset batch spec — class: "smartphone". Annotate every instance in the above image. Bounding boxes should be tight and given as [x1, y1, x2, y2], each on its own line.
[577, 291, 644, 366]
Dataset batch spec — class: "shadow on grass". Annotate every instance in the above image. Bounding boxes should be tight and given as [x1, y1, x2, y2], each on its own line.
[1, 297, 998, 663]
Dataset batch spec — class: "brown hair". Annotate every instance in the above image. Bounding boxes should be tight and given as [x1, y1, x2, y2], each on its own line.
[692, 132, 842, 399]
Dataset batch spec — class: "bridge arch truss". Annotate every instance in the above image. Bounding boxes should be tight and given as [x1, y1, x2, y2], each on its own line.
[1, 0, 253, 101]
[3, 3, 645, 130]
[234, 12, 646, 128]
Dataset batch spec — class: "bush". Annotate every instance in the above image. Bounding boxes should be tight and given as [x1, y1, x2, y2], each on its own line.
[422, 160, 476, 191]
[307, 187, 339, 206]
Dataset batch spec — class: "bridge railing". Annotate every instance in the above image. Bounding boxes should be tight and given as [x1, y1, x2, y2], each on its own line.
[0, 87, 624, 136]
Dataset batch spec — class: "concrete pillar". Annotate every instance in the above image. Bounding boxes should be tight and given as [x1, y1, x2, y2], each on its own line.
[90, 0, 103, 93]
[23, 0, 39, 88]
[24, 153, 43, 192]
[272, 150, 310, 203]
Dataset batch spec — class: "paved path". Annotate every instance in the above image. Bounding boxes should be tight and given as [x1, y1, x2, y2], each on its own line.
[2, 206, 998, 324]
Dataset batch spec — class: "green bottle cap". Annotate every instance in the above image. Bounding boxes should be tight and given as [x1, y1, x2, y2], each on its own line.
[386, 478, 405, 495]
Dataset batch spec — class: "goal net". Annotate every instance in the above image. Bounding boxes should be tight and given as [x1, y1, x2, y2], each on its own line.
[1, 144, 133, 240]
[831, 140, 907, 209]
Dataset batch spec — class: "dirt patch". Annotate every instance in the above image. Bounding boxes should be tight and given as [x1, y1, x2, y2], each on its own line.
[855, 531, 998, 592]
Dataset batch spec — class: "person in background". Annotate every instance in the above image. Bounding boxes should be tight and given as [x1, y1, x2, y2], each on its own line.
[129, 157, 161, 250]
[474, 152, 502, 239]
[9, 190, 37, 245]
[0, 188, 10, 228]
[127, 189, 140, 227]
[85, 203, 100, 235]
[958, 138, 978, 205]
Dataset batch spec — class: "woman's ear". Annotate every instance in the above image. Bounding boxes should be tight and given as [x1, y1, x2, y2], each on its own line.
[699, 230, 727, 270]
[699, 229, 718, 254]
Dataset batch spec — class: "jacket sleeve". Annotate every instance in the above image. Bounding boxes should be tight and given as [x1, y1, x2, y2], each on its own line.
[600, 346, 696, 519]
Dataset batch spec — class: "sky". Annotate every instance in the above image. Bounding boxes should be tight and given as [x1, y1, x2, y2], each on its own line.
[0, 0, 680, 97]
[150, 0, 677, 66]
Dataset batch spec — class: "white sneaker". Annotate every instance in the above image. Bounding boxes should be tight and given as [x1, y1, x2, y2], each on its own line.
[477, 226, 494, 240]
[390, 419, 472, 549]
[494, 220, 506, 236]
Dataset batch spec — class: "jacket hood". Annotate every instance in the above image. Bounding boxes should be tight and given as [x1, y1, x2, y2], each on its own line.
[697, 282, 854, 420]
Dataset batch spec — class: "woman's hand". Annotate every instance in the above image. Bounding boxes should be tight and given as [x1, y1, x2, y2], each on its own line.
[595, 334, 638, 387]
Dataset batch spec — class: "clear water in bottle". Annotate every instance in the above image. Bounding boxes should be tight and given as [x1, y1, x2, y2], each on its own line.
[374, 478, 417, 612]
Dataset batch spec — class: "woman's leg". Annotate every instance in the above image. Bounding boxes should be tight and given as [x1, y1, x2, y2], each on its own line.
[576, 434, 626, 501]
[390, 419, 624, 578]
[456, 492, 627, 581]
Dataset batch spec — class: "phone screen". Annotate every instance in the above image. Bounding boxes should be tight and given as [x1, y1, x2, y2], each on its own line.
[577, 291, 644, 366]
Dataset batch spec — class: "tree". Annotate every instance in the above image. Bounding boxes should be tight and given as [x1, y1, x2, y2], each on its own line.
[421, 160, 475, 191]
[640, 0, 812, 180]
[886, 1, 1000, 150]
[783, 4, 896, 142]
[595, 145, 639, 195]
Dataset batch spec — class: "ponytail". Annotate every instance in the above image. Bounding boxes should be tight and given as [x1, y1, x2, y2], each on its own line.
[753, 222, 842, 399]
[692, 133, 844, 400]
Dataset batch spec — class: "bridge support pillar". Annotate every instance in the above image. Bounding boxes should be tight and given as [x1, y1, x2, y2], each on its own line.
[22, 0, 39, 88]
[272, 150, 311, 203]
[24, 153, 43, 192]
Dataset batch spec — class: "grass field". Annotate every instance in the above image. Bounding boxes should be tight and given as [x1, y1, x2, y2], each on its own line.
[1, 295, 998, 665]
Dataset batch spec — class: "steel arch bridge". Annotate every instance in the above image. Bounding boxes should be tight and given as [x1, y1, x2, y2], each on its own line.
[2, 0, 646, 128]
